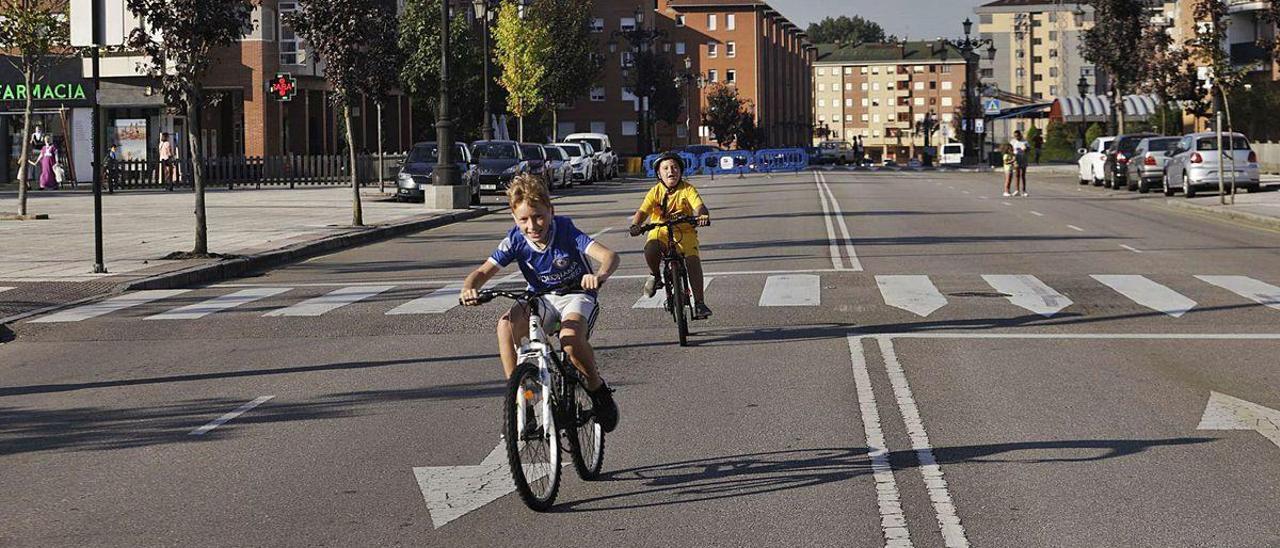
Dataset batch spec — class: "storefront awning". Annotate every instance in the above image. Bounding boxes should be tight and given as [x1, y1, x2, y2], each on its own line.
[987, 102, 1053, 120]
[1053, 94, 1162, 123]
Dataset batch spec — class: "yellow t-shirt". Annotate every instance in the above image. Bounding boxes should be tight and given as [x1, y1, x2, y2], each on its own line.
[639, 180, 704, 224]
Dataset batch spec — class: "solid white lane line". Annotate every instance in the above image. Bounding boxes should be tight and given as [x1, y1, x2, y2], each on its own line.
[633, 277, 714, 309]
[961, 190, 971, 194]
[877, 337, 969, 548]
[189, 396, 274, 436]
[818, 172, 864, 271]
[815, 171, 845, 270]
[1119, 244, 1143, 253]
[0, 287, 12, 293]
[982, 274, 1072, 317]
[759, 274, 820, 306]
[1001, 201, 1012, 206]
[1067, 225, 1085, 232]
[1196, 275, 1280, 310]
[846, 337, 914, 547]
[146, 288, 290, 320]
[264, 285, 395, 317]
[1092, 275, 1197, 318]
[877, 275, 947, 318]
[1029, 210, 1045, 217]
[28, 290, 191, 323]
[386, 284, 464, 315]
[864, 332, 1280, 340]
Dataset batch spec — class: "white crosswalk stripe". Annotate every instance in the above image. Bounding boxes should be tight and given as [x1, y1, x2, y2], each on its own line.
[386, 284, 463, 315]
[30, 289, 191, 323]
[876, 275, 947, 317]
[146, 288, 291, 320]
[982, 275, 1072, 317]
[0, 287, 13, 294]
[633, 277, 714, 309]
[1092, 275, 1197, 318]
[264, 285, 394, 317]
[1196, 275, 1280, 310]
[759, 274, 820, 307]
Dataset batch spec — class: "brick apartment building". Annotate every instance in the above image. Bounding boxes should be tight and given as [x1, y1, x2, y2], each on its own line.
[554, 0, 814, 155]
[812, 42, 968, 163]
[63, 0, 412, 183]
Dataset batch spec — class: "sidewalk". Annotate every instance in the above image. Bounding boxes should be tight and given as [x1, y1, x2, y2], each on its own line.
[1166, 187, 1280, 231]
[0, 186, 496, 323]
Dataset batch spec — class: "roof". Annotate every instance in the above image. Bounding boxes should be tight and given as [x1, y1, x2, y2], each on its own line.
[974, 0, 1088, 13]
[813, 41, 966, 64]
[1054, 94, 1162, 122]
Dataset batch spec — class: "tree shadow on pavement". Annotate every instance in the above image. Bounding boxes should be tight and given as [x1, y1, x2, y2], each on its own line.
[549, 436, 1214, 513]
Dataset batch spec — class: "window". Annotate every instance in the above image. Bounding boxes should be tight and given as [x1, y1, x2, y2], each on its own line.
[622, 121, 638, 136]
[621, 51, 634, 67]
[872, 82, 880, 91]
[844, 67, 852, 74]
[726, 41, 736, 58]
[1032, 38, 1042, 45]
[845, 114, 853, 122]
[914, 97, 924, 106]
[871, 99, 880, 107]
[886, 83, 894, 91]
[941, 65, 952, 73]
[1049, 31, 1058, 41]
[663, 43, 670, 52]
[914, 82, 924, 91]
[726, 69, 736, 83]
[818, 98, 826, 108]
[1049, 85, 1058, 96]
[590, 18, 604, 33]
[1049, 67, 1058, 78]
[980, 14, 992, 24]
[676, 14, 685, 27]
[913, 65, 924, 73]
[914, 113, 925, 122]
[590, 87, 605, 101]
[942, 113, 953, 122]
[278, 2, 306, 65]
[844, 98, 853, 107]
[1033, 56, 1043, 63]
[818, 67, 826, 76]
[677, 125, 688, 138]
[861, 113, 869, 122]
[708, 14, 717, 31]
[941, 97, 953, 107]
[675, 42, 686, 55]
[620, 17, 636, 31]
[727, 14, 735, 30]
[621, 88, 636, 102]
[942, 81, 953, 90]
[591, 121, 606, 134]
[818, 83, 826, 92]
[981, 68, 993, 78]
[861, 82, 869, 91]
[1049, 49, 1058, 59]
[860, 67, 868, 74]
[558, 122, 576, 136]
[708, 42, 717, 58]
[872, 66, 880, 75]
[872, 114, 881, 123]
[818, 114, 826, 122]
[929, 81, 937, 89]
[708, 69, 718, 82]
[861, 98, 869, 107]
[928, 65, 936, 73]
[845, 83, 852, 91]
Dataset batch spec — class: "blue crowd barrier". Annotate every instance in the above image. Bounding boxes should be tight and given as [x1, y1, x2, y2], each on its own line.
[643, 152, 701, 178]
[699, 151, 754, 176]
[752, 148, 809, 173]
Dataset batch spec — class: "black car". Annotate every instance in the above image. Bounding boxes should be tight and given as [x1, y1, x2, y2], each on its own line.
[395, 141, 480, 205]
[519, 143, 548, 179]
[1102, 132, 1159, 190]
[471, 140, 526, 193]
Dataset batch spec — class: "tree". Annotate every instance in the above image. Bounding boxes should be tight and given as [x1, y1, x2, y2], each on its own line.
[532, 0, 601, 141]
[126, 0, 254, 256]
[805, 15, 886, 45]
[1084, 122, 1105, 145]
[399, 0, 491, 142]
[289, 0, 401, 227]
[0, 0, 68, 217]
[1082, 0, 1146, 134]
[702, 83, 749, 149]
[494, 1, 552, 141]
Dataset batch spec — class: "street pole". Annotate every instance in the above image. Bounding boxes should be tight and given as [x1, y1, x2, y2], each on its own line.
[432, 0, 460, 197]
[91, 0, 105, 273]
[478, 0, 493, 141]
[376, 101, 384, 194]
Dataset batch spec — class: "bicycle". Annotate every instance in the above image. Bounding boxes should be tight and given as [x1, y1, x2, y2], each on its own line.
[466, 284, 605, 511]
[631, 215, 699, 346]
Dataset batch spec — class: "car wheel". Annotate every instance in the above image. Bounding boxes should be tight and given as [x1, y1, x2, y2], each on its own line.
[470, 186, 480, 206]
[1162, 173, 1175, 196]
[1137, 178, 1149, 193]
[1126, 178, 1137, 192]
[1246, 184, 1261, 193]
[1183, 173, 1196, 198]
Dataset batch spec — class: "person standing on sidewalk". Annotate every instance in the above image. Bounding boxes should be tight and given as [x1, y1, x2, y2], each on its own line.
[31, 135, 59, 190]
[1010, 130, 1029, 197]
[1032, 132, 1044, 164]
[158, 132, 176, 187]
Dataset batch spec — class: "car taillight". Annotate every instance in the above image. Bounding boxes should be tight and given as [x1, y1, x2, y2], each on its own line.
[1249, 150, 1258, 163]
[1190, 152, 1203, 164]
[1116, 153, 1128, 165]
[1144, 154, 1157, 166]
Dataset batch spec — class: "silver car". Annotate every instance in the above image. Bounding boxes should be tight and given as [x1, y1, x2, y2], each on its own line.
[1124, 136, 1179, 194]
[1163, 132, 1261, 198]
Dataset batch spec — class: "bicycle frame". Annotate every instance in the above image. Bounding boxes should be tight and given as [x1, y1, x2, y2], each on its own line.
[513, 295, 590, 437]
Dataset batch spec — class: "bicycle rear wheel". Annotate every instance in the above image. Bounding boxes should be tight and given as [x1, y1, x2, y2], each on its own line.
[567, 382, 605, 479]
[504, 362, 561, 511]
[672, 262, 690, 346]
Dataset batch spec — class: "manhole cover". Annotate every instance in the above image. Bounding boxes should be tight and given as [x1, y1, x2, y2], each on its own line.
[949, 291, 1012, 298]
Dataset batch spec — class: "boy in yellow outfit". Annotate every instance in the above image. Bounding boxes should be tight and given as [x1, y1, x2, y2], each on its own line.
[627, 152, 713, 319]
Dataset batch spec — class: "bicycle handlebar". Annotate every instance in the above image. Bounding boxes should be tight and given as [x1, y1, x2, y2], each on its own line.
[461, 282, 586, 306]
[630, 215, 698, 236]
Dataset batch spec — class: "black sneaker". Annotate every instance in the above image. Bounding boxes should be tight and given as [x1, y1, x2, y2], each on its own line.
[589, 383, 619, 433]
[692, 302, 713, 320]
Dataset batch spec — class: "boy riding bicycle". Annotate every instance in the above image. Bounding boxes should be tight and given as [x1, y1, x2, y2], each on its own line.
[628, 152, 713, 319]
[460, 174, 620, 432]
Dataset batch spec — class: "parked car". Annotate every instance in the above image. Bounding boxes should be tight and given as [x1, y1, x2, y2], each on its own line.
[1124, 136, 1180, 194]
[564, 133, 617, 179]
[939, 143, 965, 166]
[542, 144, 572, 189]
[551, 142, 596, 184]
[1078, 136, 1116, 186]
[519, 143, 548, 179]
[816, 140, 856, 165]
[470, 140, 526, 194]
[395, 141, 480, 205]
[1163, 131, 1261, 198]
[1103, 132, 1159, 190]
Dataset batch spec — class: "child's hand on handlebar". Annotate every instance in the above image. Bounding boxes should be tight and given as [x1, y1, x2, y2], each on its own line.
[697, 214, 711, 227]
[459, 287, 480, 306]
[628, 224, 645, 237]
[581, 274, 603, 290]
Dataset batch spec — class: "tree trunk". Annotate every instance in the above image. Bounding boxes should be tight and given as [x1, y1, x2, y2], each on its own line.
[344, 104, 363, 227]
[552, 109, 558, 142]
[187, 90, 209, 255]
[518, 115, 524, 142]
[17, 65, 34, 216]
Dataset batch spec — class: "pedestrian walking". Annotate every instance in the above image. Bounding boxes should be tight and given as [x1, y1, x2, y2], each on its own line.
[31, 135, 59, 190]
[158, 132, 176, 187]
[1010, 130, 1029, 196]
[105, 143, 121, 192]
[1001, 144, 1016, 197]
[1032, 132, 1044, 164]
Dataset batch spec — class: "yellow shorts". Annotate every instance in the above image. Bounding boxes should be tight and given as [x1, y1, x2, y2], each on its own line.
[647, 226, 700, 258]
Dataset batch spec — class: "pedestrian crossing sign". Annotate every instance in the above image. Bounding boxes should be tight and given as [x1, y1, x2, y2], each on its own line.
[983, 99, 1001, 115]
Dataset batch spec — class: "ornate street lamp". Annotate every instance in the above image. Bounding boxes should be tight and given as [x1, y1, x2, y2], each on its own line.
[473, 0, 493, 141]
[1077, 73, 1089, 148]
[613, 5, 664, 156]
[937, 18, 995, 164]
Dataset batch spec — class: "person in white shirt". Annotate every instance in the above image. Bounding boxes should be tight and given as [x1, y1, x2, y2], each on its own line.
[158, 132, 176, 185]
[1009, 130, 1029, 196]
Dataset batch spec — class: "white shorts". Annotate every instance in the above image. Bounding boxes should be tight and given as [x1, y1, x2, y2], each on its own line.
[536, 292, 599, 335]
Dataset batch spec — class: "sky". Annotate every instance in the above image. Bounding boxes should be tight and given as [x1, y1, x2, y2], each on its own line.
[767, 0, 981, 42]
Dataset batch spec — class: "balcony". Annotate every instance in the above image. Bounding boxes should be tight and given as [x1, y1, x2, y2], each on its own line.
[1230, 42, 1271, 71]
[1227, 0, 1268, 14]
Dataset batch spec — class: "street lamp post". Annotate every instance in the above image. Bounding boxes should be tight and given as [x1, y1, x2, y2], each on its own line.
[429, 0, 463, 209]
[937, 18, 995, 165]
[473, 0, 493, 141]
[1077, 73, 1089, 149]
[677, 57, 707, 146]
[614, 7, 664, 157]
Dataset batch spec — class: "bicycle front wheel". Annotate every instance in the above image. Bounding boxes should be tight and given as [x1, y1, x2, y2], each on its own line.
[504, 362, 561, 511]
[567, 382, 605, 479]
[672, 262, 690, 346]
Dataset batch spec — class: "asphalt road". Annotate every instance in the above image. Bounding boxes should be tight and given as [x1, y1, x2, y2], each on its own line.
[4, 169, 1280, 547]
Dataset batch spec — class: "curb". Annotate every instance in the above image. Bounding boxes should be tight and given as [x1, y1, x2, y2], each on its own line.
[1162, 199, 1280, 232]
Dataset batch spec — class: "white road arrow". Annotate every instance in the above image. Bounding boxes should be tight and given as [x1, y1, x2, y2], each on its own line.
[413, 442, 561, 529]
[1197, 391, 1280, 450]
[877, 275, 947, 317]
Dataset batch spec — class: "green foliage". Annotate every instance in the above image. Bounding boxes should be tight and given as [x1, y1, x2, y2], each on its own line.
[398, 0, 492, 140]
[532, 0, 601, 107]
[646, 54, 681, 126]
[1025, 126, 1042, 145]
[805, 15, 886, 45]
[126, 0, 255, 108]
[0, 0, 70, 211]
[1228, 82, 1280, 141]
[1084, 122, 1105, 145]
[288, 0, 401, 108]
[495, 1, 552, 119]
[702, 83, 750, 149]
[1083, 0, 1146, 95]
[1040, 121, 1078, 161]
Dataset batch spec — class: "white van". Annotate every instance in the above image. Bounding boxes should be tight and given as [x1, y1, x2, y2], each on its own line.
[563, 133, 617, 180]
[940, 143, 964, 166]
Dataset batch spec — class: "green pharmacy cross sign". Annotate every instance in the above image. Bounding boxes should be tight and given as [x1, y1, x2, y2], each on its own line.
[267, 73, 298, 102]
